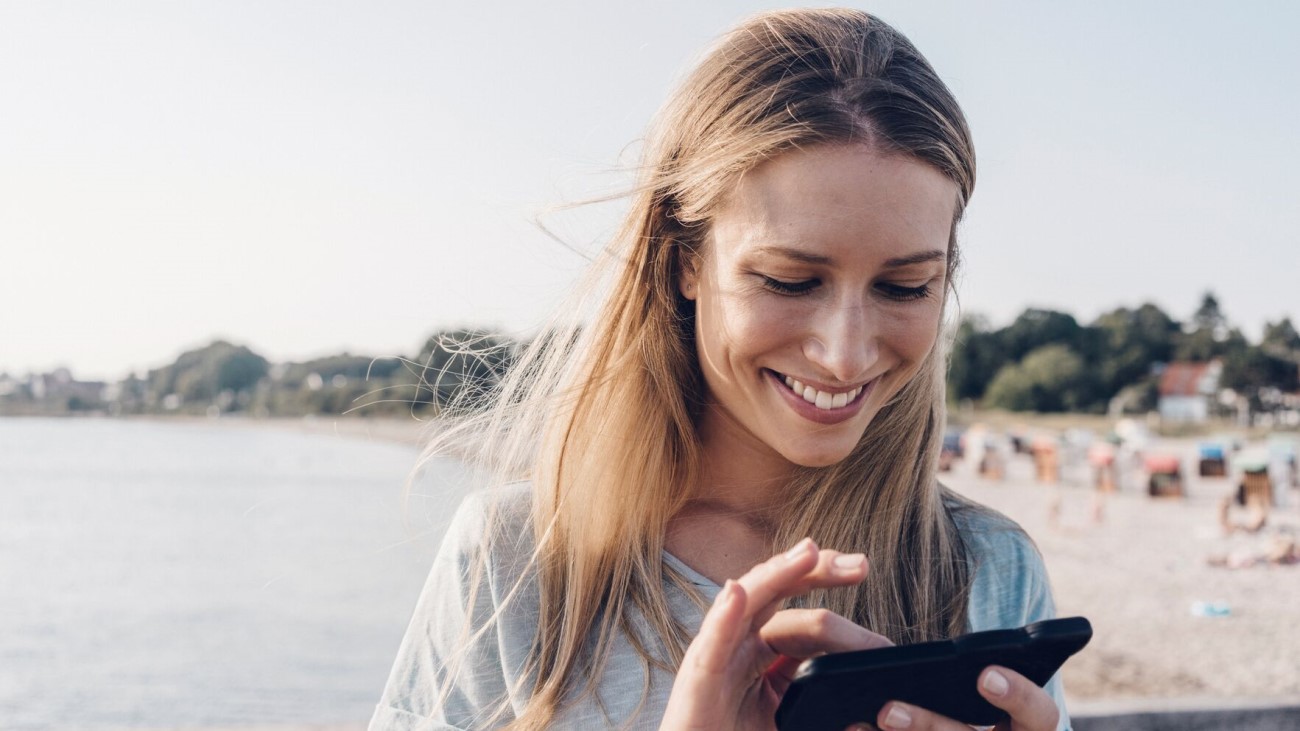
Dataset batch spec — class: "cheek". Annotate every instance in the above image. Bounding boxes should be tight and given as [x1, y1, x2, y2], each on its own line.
[729, 300, 808, 376]
[883, 304, 942, 363]
[695, 290, 745, 384]
[701, 287, 793, 360]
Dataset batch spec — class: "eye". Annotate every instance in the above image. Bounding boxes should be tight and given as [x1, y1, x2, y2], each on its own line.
[761, 276, 819, 296]
[876, 282, 933, 301]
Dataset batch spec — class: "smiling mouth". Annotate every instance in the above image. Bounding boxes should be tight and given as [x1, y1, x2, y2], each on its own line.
[773, 371, 870, 411]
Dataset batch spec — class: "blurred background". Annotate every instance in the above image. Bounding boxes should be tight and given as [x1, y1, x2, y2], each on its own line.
[2, 1, 1297, 729]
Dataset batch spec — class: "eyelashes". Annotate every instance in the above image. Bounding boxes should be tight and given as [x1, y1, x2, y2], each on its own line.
[760, 276, 933, 301]
[761, 276, 819, 295]
[875, 282, 933, 301]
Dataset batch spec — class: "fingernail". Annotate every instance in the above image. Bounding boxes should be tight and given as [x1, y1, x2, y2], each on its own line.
[883, 703, 912, 729]
[714, 579, 734, 606]
[982, 669, 1009, 697]
[832, 553, 867, 573]
[784, 537, 813, 561]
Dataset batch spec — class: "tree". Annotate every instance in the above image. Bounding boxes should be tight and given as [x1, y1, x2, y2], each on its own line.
[1262, 318, 1300, 357]
[998, 309, 1082, 363]
[947, 315, 1006, 402]
[1175, 291, 1242, 362]
[216, 348, 268, 393]
[145, 340, 268, 411]
[1192, 291, 1227, 334]
[983, 344, 1087, 412]
[1090, 302, 1179, 397]
[277, 354, 404, 388]
[982, 362, 1035, 412]
[411, 329, 518, 411]
[1221, 342, 1300, 409]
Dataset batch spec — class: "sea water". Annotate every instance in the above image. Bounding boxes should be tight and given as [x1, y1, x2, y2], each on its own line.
[0, 417, 467, 730]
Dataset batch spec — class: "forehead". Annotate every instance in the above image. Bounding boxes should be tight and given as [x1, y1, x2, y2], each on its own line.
[708, 144, 958, 264]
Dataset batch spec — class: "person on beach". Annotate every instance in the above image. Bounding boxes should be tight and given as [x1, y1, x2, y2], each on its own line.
[371, 9, 1069, 731]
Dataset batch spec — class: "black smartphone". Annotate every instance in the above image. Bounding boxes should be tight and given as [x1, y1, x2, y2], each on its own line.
[774, 616, 1091, 730]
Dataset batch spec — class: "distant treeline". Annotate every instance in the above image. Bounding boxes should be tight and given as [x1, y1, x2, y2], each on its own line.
[3, 292, 1297, 419]
[0, 330, 517, 418]
[951, 293, 1299, 414]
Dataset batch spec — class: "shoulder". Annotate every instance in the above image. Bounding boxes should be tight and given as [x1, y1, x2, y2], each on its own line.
[439, 482, 537, 592]
[944, 499, 1074, 731]
[371, 483, 541, 729]
[944, 493, 1055, 632]
[443, 482, 534, 549]
[946, 496, 1041, 577]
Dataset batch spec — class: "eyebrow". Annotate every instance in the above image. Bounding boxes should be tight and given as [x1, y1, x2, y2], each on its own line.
[754, 246, 832, 265]
[754, 246, 947, 268]
[882, 250, 947, 268]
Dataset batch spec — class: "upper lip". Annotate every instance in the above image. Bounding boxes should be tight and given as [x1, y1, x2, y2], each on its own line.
[770, 369, 875, 394]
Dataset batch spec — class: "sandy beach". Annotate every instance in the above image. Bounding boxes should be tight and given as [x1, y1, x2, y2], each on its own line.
[205, 414, 435, 447]
[941, 438, 1300, 710]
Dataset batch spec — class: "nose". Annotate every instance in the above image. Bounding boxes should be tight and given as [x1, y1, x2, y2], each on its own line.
[802, 295, 878, 384]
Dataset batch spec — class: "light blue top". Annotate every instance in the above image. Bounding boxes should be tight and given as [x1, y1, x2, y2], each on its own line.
[370, 484, 1071, 730]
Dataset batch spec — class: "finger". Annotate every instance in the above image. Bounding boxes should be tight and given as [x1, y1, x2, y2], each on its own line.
[760, 608, 894, 660]
[731, 537, 821, 623]
[774, 549, 870, 603]
[660, 580, 749, 729]
[977, 666, 1060, 731]
[749, 547, 870, 628]
[764, 654, 804, 697]
[738, 540, 870, 626]
[761, 609, 893, 697]
[875, 701, 970, 731]
[684, 579, 749, 675]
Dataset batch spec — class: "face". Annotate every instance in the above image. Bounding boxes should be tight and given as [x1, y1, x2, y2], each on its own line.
[680, 143, 957, 470]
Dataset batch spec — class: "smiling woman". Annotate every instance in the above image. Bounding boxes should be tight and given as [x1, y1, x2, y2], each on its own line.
[371, 8, 1069, 731]
[682, 145, 954, 471]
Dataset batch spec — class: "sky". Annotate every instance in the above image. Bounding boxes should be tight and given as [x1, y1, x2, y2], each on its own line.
[2, 0, 1297, 381]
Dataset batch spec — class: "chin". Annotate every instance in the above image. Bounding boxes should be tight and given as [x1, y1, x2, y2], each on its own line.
[781, 440, 860, 468]
[795, 454, 851, 469]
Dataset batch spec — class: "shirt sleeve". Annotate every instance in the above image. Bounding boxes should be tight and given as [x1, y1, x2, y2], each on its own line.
[368, 491, 519, 731]
[965, 523, 1073, 731]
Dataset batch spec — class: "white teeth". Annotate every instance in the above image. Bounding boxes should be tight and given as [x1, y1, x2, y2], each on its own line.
[778, 372, 864, 411]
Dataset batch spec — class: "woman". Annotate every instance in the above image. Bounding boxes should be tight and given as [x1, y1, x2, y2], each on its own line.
[372, 9, 1069, 731]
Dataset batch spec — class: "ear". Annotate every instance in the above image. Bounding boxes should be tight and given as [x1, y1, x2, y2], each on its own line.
[678, 251, 700, 301]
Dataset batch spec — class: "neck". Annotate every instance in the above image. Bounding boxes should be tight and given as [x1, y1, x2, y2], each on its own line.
[690, 403, 798, 524]
[662, 405, 803, 582]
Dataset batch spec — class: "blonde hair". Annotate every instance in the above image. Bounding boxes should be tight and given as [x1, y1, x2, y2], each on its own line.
[420, 8, 978, 729]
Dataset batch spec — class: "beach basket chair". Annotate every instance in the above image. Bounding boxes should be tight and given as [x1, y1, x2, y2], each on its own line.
[979, 441, 1005, 480]
[1145, 453, 1184, 498]
[1235, 471, 1273, 509]
[1235, 451, 1273, 509]
[1198, 442, 1228, 477]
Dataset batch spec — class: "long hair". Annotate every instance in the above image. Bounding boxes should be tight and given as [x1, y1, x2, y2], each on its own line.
[419, 9, 978, 729]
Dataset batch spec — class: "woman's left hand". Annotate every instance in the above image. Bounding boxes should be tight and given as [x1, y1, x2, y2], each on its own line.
[862, 665, 1059, 731]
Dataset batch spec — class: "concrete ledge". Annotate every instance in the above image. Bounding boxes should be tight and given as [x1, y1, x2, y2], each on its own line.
[1072, 697, 1300, 730]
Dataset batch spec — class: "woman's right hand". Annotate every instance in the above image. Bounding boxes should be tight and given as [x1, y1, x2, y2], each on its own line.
[659, 538, 893, 731]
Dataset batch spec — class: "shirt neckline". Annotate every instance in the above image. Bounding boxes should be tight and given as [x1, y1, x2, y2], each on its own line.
[661, 550, 721, 590]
